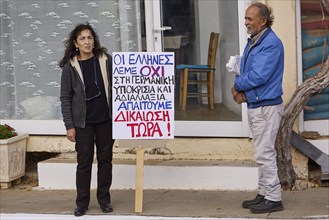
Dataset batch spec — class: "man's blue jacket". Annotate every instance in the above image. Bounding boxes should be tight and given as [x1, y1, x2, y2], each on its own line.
[234, 28, 284, 109]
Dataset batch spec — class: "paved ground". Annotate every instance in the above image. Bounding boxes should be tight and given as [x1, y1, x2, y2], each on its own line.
[0, 185, 328, 219]
[0, 214, 266, 220]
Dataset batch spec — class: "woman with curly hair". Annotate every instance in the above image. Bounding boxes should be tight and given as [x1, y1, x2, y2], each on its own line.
[59, 23, 114, 217]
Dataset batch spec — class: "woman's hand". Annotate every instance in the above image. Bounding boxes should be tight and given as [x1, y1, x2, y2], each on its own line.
[66, 128, 76, 142]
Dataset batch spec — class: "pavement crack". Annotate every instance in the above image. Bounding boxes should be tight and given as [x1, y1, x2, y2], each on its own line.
[143, 190, 171, 208]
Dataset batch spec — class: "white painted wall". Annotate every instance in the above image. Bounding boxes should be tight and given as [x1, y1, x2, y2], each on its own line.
[194, 1, 220, 103]
[194, 0, 242, 116]
[218, 0, 241, 115]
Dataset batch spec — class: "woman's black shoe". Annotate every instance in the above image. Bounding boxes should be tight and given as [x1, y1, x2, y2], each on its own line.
[74, 207, 87, 217]
[100, 203, 113, 213]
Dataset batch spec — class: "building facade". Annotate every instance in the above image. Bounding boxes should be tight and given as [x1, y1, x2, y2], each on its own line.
[1, 0, 328, 180]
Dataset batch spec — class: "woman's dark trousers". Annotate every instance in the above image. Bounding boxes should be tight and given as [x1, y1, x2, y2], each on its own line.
[75, 121, 114, 208]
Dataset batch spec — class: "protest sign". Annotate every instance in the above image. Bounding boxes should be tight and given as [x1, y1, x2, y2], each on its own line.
[112, 52, 175, 139]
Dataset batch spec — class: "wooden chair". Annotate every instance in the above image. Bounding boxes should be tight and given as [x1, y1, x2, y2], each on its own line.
[176, 32, 219, 111]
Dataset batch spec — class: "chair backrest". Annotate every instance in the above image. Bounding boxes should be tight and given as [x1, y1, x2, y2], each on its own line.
[207, 32, 219, 68]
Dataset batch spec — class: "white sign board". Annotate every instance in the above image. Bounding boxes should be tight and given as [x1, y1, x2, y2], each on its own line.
[112, 52, 175, 139]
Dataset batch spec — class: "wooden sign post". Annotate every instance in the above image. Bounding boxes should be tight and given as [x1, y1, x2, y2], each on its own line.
[134, 147, 145, 213]
[116, 139, 166, 213]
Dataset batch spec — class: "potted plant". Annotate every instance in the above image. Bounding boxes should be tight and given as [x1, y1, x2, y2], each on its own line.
[0, 124, 29, 188]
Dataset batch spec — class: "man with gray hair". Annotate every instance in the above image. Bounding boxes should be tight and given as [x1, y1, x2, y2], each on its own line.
[231, 2, 285, 214]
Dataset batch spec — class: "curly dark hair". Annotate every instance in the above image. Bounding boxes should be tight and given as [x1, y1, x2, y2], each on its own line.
[249, 2, 274, 27]
[59, 22, 107, 68]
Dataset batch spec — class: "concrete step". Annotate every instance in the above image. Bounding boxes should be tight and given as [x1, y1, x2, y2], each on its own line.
[38, 159, 258, 191]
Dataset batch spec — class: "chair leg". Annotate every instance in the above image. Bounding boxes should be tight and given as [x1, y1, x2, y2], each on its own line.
[208, 70, 214, 110]
[181, 68, 188, 111]
[179, 70, 183, 108]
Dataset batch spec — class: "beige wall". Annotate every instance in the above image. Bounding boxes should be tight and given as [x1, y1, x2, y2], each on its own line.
[267, 0, 298, 105]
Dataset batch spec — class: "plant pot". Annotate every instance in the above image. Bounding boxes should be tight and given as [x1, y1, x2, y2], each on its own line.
[0, 133, 29, 188]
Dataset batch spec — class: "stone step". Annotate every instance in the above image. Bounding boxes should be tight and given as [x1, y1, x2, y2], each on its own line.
[38, 159, 258, 191]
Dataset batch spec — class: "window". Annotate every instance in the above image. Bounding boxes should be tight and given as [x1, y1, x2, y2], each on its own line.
[0, 0, 141, 121]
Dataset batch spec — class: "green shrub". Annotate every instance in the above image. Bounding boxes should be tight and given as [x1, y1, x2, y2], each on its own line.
[0, 124, 18, 139]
